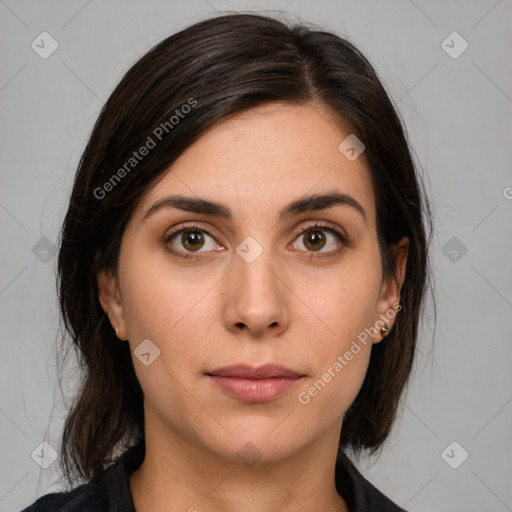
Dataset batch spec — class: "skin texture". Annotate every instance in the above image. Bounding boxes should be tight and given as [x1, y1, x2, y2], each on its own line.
[97, 101, 408, 512]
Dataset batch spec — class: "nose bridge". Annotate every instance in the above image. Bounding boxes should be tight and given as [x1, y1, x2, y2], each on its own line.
[234, 234, 279, 300]
[226, 233, 288, 333]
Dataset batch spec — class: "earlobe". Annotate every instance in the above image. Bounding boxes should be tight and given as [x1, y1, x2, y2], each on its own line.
[97, 268, 127, 340]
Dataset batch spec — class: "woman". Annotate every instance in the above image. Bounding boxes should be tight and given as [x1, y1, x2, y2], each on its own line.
[21, 12, 433, 512]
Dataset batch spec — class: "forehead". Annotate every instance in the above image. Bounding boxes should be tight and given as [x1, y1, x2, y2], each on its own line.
[134, 102, 376, 226]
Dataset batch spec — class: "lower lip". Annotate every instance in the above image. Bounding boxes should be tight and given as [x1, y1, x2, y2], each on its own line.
[207, 376, 303, 403]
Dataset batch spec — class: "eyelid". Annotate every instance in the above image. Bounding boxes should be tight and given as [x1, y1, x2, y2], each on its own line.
[164, 221, 219, 242]
[291, 220, 349, 242]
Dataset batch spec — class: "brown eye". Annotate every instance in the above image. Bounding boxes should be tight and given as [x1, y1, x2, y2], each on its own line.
[291, 224, 347, 255]
[302, 230, 327, 251]
[164, 223, 223, 260]
[179, 230, 205, 251]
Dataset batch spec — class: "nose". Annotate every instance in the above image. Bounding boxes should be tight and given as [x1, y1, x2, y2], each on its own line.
[223, 247, 290, 339]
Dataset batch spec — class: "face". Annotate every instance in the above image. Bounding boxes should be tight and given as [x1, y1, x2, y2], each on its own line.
[98, 101, 407, 465]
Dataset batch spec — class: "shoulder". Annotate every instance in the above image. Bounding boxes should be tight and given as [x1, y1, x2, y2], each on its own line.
[19, 439, 145, 512]
[355, 478, 408, 512]
[19, 481, 101, 512]
[336, 451, 408, 512]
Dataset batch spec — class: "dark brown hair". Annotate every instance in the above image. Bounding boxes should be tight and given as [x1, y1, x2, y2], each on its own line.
[56, 12, 434, 486]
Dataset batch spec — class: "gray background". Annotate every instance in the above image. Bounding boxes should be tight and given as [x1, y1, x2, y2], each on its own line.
[1, 0, 511, 511]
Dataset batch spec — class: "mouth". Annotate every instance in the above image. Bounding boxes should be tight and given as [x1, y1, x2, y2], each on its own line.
[207, 364, 303, 379]
[205, 364, 306, 403]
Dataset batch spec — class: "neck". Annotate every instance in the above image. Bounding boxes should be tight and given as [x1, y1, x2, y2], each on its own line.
[129, 422, 349, 512]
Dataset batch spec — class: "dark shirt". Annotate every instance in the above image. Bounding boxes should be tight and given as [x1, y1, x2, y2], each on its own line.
[20, 439, 407, 511]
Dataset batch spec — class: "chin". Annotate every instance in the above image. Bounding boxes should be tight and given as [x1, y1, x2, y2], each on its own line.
[206, 420, 310, 463]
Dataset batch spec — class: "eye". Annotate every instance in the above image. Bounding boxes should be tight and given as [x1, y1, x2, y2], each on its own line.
[163, 221, 350, 262]
[290, 222, 349, 256]
[164, 223, 223, 260]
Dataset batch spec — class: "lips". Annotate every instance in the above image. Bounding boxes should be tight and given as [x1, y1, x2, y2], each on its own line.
[206, 364, 305, 403]
[207, 364, 303, 379]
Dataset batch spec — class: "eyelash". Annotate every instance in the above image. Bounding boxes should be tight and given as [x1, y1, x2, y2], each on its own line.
[163, 221, 350, 261]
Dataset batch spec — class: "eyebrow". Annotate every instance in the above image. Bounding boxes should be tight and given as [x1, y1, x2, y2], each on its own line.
[142, 191, 367, 225]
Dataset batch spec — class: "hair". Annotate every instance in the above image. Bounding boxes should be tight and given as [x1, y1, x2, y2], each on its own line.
[56, 12, 434, 486]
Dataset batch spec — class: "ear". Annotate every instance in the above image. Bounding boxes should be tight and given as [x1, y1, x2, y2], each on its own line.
[373, 236, 409, 344]
[97, 267, 128, 340]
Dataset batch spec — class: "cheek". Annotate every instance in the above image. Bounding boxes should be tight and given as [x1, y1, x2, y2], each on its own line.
[119, 250, 221, 379]
[293, 257, 381, 412]
[296, 283, 374, 420]
[299, 255, 382, 348]
[119, 246, 212, 339]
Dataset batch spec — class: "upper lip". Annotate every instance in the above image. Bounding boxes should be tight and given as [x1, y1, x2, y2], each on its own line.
[207, 364, 303, 379]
